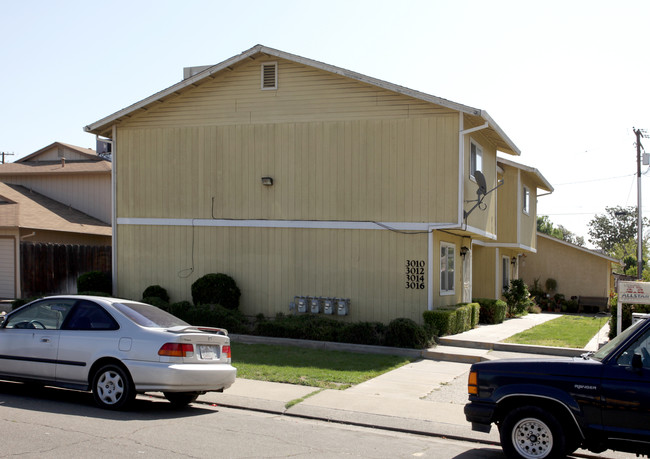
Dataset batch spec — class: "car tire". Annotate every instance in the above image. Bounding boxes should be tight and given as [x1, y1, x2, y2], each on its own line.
[92, 364, 135, 410]
[499, 406, 566, 459]
[164, 391, 200, 407]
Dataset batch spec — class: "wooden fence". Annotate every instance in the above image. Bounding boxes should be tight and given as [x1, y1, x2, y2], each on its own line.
[20, 242, 111, 298]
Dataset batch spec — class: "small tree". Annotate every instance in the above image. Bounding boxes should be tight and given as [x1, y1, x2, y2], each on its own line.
[503, 279, 534, 317]
[191, 273, 241, 310]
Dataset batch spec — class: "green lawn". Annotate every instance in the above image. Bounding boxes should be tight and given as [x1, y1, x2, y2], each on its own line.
[231, 343, 412, 389]
[503, 315, 608, 348]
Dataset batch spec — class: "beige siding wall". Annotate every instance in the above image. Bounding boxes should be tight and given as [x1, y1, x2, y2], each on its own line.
[519, 173, 537, 250]
[116, 224, 465, 323]
[3, 174, 111, 223]
[117, 117, 459, 223]
[520, 235, 612, 298]
[463, 132, 498, 237]
[29, 145, 92, 162]
[471, 245, 496, 299]
[496, 167, 518, 243]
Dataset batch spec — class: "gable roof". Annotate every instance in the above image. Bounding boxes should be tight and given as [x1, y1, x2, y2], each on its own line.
[497, 156, 554, 193]
[0, 160, 111, 177]
[537, 232, 621, 264]
[17, 142, 100, 163]
[0, 183, 111, 236]
[84, 44, 521, 156]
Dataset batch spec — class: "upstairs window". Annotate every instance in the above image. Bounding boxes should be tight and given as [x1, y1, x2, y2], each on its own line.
[523, 186, 530, 214]
[440, 242, 455, 295]
[261, 62, 278, 90]
[470, 140, 483, 180]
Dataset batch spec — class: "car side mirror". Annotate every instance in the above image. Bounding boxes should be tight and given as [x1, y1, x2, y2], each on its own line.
[632, 352, 643, 370]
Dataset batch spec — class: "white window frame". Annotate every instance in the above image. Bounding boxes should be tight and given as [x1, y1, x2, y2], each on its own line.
[261, 62, 278, 90]
[440, 242, 456, 296]
[522, 185, 530, 215]
[470, 139, 483, 180]
[502, 256, 511, 291]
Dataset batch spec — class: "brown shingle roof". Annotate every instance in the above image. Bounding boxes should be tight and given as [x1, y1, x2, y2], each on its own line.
[0, 160, 111, 176]
[0, 183, 111, 236]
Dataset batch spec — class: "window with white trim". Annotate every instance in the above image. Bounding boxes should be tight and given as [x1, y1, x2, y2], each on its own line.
[522, 186, 530, 214]
[440, 242, 455, 295]
[470, 140, 483, 180]
[261, 62, 278, 90]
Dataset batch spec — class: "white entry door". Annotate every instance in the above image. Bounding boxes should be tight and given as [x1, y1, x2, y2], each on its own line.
[462, 248, 472, 303]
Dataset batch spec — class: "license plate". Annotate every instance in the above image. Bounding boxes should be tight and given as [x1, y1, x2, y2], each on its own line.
[199, 345, 220, 360]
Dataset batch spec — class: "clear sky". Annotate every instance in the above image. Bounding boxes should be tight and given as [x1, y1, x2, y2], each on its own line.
[2, 0, 649, 246]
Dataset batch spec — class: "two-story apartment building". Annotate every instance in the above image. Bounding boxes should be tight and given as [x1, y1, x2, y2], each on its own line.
[472, 157, 553, 299]
[0, 142, 111, 299]
[85, 45, 528, 323]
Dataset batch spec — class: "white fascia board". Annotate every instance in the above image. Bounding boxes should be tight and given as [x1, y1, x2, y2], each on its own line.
[85, 44, 484, 135]
[116, 218, 459, 232]
[472, 239, 536, 253]
[480, 111, 521, 156]
[497, 156, 554, 192]
[537, 232, 622, 264]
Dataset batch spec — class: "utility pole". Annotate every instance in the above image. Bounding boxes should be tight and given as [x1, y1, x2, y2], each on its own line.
[634, 128, 647, 280]
[1, 152, 14, 164]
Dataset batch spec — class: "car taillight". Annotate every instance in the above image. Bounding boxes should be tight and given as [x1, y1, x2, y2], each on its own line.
[222, 345, 231, 359]
[468, 370, 478, 395]
[159, 343, 194, 357]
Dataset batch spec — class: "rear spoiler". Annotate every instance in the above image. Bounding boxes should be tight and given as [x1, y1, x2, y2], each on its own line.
[166, 325, 228, 336]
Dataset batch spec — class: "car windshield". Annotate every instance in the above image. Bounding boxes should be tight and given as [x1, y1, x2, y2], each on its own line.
[591, 318, 646, 361]
[112, 301, 189, 328]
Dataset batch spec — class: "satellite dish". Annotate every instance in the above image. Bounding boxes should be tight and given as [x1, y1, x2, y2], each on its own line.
[474, 170, 487, 196]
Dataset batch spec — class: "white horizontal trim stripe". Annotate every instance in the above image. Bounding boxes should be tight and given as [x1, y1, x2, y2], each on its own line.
[117, 217, 459, 232]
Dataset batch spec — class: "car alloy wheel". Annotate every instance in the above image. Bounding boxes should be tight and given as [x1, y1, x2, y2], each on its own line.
[500, 406, 566, 459]
[92, 364, 134, 410]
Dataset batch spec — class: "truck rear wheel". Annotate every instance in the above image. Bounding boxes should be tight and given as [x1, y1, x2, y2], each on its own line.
[500, 406, 566, 459]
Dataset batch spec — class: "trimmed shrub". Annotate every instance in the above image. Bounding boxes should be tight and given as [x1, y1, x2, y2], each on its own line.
[474, 298, 507, 325]
[339, 321, 387, 346]
[423, 309, 456, 336]
[77, 271, 111, 295]
[168, 302, 249, 334]
[142, 285, 170, 303]
[503, 279, 534, 317]
[384, 318, 430, 349]
[254, 314, 341, 342]
[191, 273, 241, 310]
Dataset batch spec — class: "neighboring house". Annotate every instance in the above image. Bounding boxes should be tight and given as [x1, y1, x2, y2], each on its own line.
[472, 157, 553, 300]
[519, 232, 620, 300]
[85, 44, 531, 324]
[0, 142, 112, 299]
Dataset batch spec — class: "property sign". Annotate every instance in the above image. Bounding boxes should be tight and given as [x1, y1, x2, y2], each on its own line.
[617, 281, 650, 334]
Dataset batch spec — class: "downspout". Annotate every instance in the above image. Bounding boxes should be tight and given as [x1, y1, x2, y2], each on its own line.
[111, 127, 117, 297]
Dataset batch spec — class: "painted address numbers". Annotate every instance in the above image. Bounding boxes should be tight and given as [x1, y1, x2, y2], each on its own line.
[405, 260, 425, 290]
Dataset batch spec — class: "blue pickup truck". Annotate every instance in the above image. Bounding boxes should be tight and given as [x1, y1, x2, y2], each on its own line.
[465, 317, 650, 458]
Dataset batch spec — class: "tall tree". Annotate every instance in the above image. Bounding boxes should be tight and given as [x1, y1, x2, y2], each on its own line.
[588, 206, 647, 256]
[537, 216, 585, 246]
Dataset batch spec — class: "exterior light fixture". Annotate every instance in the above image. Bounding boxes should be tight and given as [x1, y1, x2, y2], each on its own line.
[511, 257, 517, 265]
[460, 246, 470, 257]
[261, 176, 273, 186]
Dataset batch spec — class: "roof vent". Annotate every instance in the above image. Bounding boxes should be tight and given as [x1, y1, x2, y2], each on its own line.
[261, 62, 277, 90]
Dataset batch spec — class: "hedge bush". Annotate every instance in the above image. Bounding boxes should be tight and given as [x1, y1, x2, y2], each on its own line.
[385, 318, 431, 348]
[191, 273, 241, 310]
[163, 302, 250, 334]
[474, 298, 507, 324]
[77, 271, 111, 295]
[142, 285, 169, 303]
[253, 314, 431, 349]
[422, 303, 480, 336]
[609, 303, 650, 339]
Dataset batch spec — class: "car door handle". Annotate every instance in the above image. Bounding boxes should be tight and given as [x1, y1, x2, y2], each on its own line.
[40, 337, 51, 343]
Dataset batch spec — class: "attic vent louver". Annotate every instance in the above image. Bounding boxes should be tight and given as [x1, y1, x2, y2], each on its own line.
[261, 62, 277, 90]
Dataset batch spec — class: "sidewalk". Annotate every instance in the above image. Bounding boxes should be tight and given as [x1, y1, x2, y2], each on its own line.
[195, 313, 612, 446]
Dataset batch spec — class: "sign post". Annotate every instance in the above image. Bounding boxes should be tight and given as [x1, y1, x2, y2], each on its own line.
[617, 281, 650, 335]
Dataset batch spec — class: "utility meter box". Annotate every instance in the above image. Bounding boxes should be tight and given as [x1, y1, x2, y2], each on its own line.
[310, 297, 322, 314]
[296, 297, 308, 313]
[337, 299, 350, 316]
[323, 298, 335, 315]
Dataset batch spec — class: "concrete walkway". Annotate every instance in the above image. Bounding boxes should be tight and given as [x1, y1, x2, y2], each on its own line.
[191, 313, 626, 456]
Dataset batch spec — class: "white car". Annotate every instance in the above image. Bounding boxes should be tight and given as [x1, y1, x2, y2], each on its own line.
[0, 295, 237, 409]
